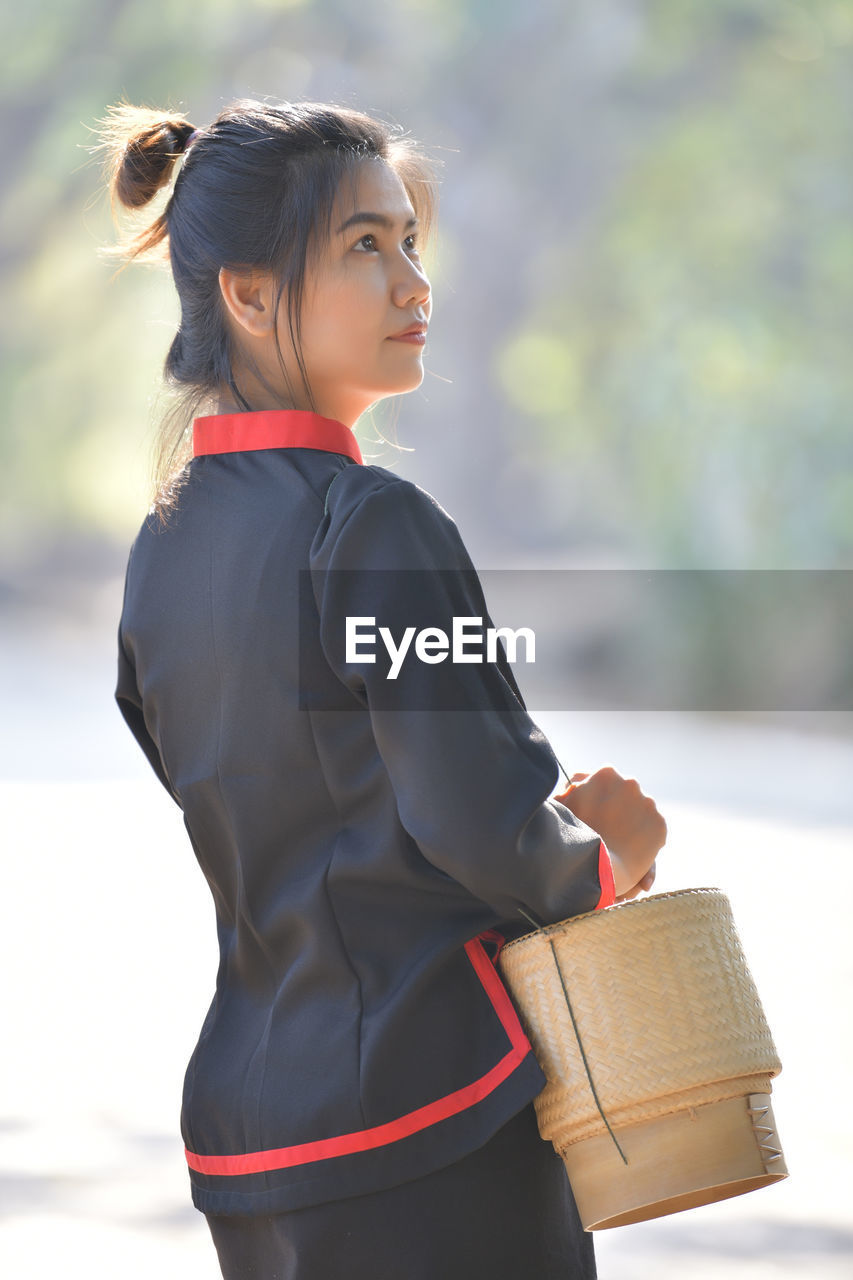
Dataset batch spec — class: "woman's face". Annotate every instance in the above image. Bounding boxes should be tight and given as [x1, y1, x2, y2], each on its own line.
[280, 158, 432, 425]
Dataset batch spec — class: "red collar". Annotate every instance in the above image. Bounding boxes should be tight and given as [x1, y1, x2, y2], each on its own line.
[192, 409, 363, 465]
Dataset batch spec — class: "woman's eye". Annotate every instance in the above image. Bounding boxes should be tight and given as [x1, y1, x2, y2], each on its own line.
[352, 232, 420, 255]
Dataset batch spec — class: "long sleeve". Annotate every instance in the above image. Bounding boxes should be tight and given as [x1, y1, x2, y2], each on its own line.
[308, 466, 614, 925]
[115, 559, 182, 807]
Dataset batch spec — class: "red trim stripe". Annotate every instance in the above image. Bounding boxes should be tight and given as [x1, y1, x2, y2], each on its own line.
[193, 409, 363, 464]
[477, 928, 506, 964]
[184, 936, 532, 1178]
[594, 838, 616, 910]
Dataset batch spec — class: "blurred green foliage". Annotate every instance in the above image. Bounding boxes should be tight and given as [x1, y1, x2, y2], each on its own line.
[494, 0, 853, 565]
[1, 0, 851, 569]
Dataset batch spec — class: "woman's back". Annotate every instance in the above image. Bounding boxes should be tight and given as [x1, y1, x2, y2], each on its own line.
[117, 416, 614, 1214]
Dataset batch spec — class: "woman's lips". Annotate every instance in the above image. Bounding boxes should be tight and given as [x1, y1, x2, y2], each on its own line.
[387, 331, 427, 344]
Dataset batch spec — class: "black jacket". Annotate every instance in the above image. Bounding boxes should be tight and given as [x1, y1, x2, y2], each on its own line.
[115, 409, 614, 1216]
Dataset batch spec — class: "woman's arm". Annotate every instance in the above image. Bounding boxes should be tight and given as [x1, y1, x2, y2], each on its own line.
[308, 467, 659, 924]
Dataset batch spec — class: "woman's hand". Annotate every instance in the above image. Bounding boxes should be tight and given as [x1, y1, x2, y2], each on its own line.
[554, 766, 667, 902]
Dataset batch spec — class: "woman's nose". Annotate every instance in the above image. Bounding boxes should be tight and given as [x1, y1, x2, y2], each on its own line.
[393, 258, 431, 310]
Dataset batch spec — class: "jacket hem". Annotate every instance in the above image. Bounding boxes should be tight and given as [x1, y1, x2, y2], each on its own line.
[189, 1049, 546, 1216]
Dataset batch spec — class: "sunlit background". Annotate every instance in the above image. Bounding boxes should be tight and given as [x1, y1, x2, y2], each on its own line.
[1, 1, 852, 1275]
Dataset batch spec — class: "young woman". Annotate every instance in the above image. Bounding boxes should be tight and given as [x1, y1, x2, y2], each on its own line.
[95, 97, 665, 1279]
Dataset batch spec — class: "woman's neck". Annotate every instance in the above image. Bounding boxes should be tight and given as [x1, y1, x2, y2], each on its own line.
[213, 375, 368, 429]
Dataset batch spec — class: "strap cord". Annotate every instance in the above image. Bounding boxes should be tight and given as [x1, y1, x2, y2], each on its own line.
[548, 937, 629, 1165]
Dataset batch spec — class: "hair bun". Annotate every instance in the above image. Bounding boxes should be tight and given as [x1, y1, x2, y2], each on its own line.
[93, 101, 198, 211]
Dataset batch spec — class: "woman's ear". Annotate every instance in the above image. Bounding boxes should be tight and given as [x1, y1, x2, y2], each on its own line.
[218, 267, 277, 338]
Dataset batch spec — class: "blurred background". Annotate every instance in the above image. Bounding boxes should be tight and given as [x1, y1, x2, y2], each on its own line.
[1, 0, 852, 1275]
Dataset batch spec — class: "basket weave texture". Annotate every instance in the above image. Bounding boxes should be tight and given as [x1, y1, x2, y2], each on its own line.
[499, 888, 781, 1151]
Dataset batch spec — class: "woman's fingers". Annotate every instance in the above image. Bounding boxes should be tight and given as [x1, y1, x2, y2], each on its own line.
[613, 860, 657, 904]
[638, 861, 657, 893]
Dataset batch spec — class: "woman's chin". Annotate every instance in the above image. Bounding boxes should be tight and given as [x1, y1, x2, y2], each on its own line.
[358, 363, 426, 409]
[393, 363, 426, 394]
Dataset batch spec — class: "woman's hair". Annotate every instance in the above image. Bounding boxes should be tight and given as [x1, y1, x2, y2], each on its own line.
[91, 97, 438, 514]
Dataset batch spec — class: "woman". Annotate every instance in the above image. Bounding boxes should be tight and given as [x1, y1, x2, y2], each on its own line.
[95, 98, 665, 1279]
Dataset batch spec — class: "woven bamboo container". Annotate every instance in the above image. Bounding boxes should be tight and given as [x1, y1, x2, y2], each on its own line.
[498, 887, 787, 1230]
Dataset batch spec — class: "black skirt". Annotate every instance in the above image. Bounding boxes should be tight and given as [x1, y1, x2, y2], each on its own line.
[204, 1102, 596, 1280]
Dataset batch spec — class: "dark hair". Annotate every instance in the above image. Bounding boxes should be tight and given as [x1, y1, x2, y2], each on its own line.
[91, 97, 438, 512]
